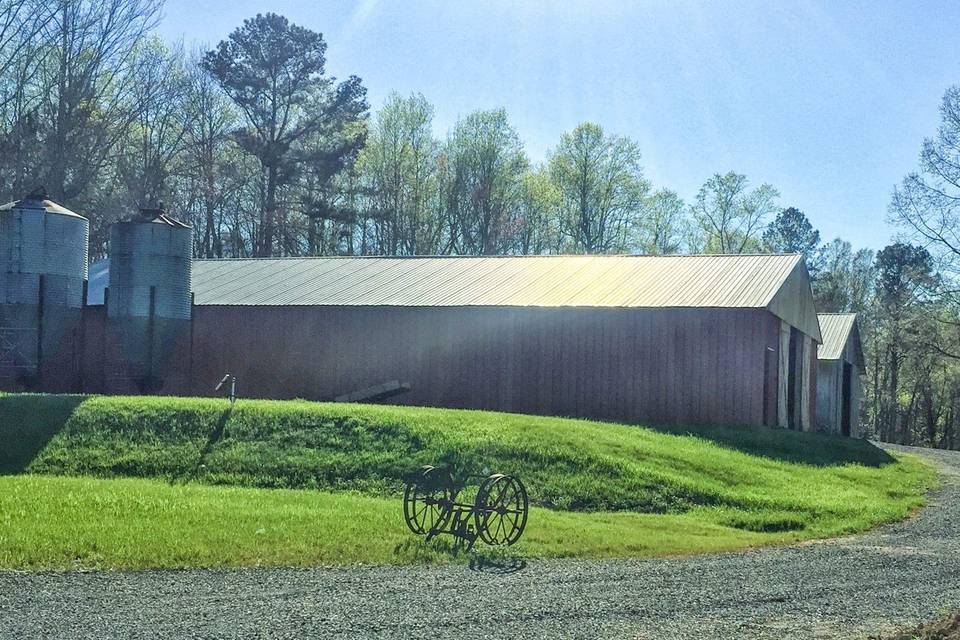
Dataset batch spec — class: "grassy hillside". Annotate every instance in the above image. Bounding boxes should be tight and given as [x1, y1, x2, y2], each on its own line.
[0, 394, 936, 569]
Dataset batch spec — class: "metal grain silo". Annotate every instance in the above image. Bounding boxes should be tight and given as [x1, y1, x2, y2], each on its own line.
[107, 207, 192, 392]
[0, 190, 88, 388]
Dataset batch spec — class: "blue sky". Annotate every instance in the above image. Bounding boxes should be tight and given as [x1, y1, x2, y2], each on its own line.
[157, 0, 960, 250]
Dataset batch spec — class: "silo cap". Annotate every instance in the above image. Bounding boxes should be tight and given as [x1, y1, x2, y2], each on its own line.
[0, 188, 86, 219]
[131, 205, 191, 229]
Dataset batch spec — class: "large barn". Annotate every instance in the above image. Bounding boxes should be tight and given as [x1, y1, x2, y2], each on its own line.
[0, 196, 826, 430]
[81, 253, 821, 430]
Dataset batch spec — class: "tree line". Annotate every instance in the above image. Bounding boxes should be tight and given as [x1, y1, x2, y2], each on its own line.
[3, 2, 960, 448]
[0, 3, 791, 258]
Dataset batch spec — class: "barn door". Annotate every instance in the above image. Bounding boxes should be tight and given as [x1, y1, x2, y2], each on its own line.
[787, 327, 799, 429]
[841, 362, 852, 437]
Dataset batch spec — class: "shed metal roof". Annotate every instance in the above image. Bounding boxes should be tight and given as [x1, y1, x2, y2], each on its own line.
[87, 254, 823, 340]
[817, 313, 865, 369]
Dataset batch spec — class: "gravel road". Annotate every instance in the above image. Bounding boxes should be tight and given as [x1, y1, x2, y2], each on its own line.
[1, 443, 958, 640]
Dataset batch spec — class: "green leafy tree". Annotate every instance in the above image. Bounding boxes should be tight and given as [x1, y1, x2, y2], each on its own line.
[548, 122, 648, 254]
[882, 87, 960, 446]
[515, 167, 560, 255]
[357, 92, 440, 254]
[813, 239, 874, 313]
[762, 206, 820, 264]
[691, 172, 779, 254]
[876, 244, 936, 310]
[295, 115, 367, 256]
[873, 243, 938, 442]
[202, 13, 367, 256]
[439, 109, 527, 255]
[636, 188, 686, 254]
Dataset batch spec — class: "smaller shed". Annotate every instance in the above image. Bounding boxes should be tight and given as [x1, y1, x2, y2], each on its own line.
[815, 313, 865, 436]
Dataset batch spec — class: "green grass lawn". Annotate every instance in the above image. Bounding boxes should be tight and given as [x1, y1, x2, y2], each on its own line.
[0, 394, 937, 570]
[0, 475, 777, 570]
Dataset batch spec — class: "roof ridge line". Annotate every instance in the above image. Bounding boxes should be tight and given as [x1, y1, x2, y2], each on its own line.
[191, 253, 805, 262]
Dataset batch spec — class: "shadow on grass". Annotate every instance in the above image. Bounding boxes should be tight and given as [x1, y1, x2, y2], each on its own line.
[644, 422, 895, 467]
[0, 394, 86, 474]
[174, 407, 233, 484]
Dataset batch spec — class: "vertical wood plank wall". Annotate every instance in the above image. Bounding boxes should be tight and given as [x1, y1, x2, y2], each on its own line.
[816, 361, 839, 432]
[182, 306, 785, 426]
[777, 321, 790, 428]
[63, 305, 810, 428]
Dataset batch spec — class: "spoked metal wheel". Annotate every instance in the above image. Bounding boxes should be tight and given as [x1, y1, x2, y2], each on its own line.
[475, 474, 529, 546]
[403, 466, 455, 536]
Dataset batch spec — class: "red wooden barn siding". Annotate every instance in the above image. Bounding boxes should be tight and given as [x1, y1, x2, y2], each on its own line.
[30, 304, 801, 429]
[109, 304, 787, 427]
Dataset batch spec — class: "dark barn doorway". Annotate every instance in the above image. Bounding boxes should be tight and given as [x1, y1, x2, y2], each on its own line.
[787, 327, 799, 429]
[841, 361, 852, 437]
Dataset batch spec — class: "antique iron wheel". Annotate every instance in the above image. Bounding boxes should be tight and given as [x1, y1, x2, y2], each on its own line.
[403, 465, 455, 536]
[475, 474, 529, 546]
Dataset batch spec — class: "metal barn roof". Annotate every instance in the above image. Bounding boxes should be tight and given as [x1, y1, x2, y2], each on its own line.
[817, 313, 865, 369]
[87, 254, 823, 340]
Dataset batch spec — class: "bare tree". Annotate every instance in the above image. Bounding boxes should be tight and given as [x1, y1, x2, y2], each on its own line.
[178, 54, 247, 258]
[0, 0, 54, 109]
[891, 86, 960, 278]
[39, 0, 162, 205]
[0, 1, 56, 197]
[116, 38, 191, 208]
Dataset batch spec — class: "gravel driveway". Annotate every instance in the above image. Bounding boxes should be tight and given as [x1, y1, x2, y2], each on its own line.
[1, 443, 958, 640]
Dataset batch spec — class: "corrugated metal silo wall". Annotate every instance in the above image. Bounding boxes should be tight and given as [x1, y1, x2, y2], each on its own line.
[106, 222, 192, 392]
[0, 204, 88, 390]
